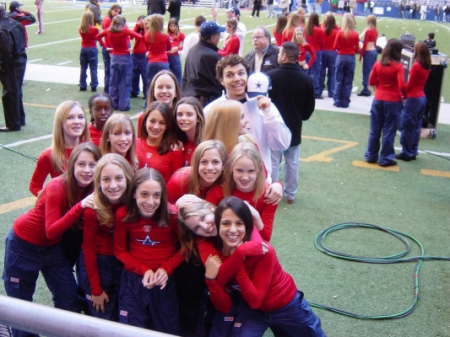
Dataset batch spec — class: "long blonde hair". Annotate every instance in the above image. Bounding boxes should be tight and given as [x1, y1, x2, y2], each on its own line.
[203, 100, 243, 154]
[79, 11, 94, 34]
[93, 153, 134, 228]
[145, 14, 164, 43]
[341, 13, 355, 38]
[51, 101, 90, 174]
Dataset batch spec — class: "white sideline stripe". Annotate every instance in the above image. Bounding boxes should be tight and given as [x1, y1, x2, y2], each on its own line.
[1, 134, 53, 149]
[394, 147, 450, 157]
[56, 61, 73, 65]
[28, 37, 81, 49]
[28, 59, 43, 63]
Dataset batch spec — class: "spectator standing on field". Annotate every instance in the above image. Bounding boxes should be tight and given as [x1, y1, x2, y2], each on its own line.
[8, 1, 35, 47]
[244, 26, 279, 73]
[148, 0, 166, 15]
[168, 0, 182, 21]
[35, 0, 44, 34]
[181, 15, 205, 62]
[85, 0, 102, 28]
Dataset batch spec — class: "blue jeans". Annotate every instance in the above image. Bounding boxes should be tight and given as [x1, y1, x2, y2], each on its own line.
[168, 54, 182, 85]
[78, 252, 123, 321]
[309, 51, 322, 96]
[3, 230, 79, 337]
[271, 146, 300, 200]
[365, 99, 402, 165]
[400, 96, 426, 157]
[232, 292, 325, 337]
[361, 49, 377, 95]
[334, 54, 355, 108]
[146, 62, 170, 91]
[131, 53, 148, 98]
[110, 54, 132, 111]
[79, 47, 98, 90]
[101, 48, 111, 93]
[320, 50, 337, 97]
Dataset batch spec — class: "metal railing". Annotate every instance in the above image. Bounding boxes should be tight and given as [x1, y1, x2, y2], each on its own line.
[0, 295, 177, 337]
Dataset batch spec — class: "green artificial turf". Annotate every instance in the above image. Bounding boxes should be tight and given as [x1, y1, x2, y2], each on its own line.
[1, 3, 450, 337]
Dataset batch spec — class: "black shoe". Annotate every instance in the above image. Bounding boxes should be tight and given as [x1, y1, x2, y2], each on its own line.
[395, 153, 412, 162]
[91, 87, 97, 92]
[379, 160, 397, 167]
[411, 155, 417, 160]
[130, 94, 138, 98]
[0, 126, 20, 132]
[315, 95, 324, 99]
[366, 159, 377, 164]
[357, 92, 371, 97]
[79, 87, 87, 92]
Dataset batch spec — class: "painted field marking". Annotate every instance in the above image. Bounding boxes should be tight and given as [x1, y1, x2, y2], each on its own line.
[421, 169, 450, 178]
[0, 197, 37, 215]
[352, 160, 400, 172]
[301, 136, 359, 162]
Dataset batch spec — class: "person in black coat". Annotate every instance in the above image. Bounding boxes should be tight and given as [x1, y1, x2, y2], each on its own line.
[168, 0, 181, 21]
[147, 0, 166, 15]
[267, 42, 315, 204]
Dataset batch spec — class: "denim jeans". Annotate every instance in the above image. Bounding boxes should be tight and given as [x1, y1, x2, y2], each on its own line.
[79, 47, 98, 90]
[110, 54, 132, 111]
[271, 146, 300, 200]
[365, 99, 402, 165]
[168, 54, 182, 85]
[146, 62, 170, 91]
[101, 48, 111, 93]
[320, 50, 337, 97]
[334, 54, 355, 108]
[400, 96, 426, 157]
[131, 53, 148, 98]
[361, 49, 377, 94]
[309, 50, 322, 96]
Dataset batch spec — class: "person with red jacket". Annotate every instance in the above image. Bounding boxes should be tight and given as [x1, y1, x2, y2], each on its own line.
[358, 15, 379, 97]
[114, 168, 182, 334]
[3, 143, 101, 337]
[78, 11, 101, 92]
[320, 13, 339, 98]
[397, 42, 431, 161]
[292, 27, 316, 72]
[305, 13, 324, 98]
[364, 39, 406, 167]
[333, 13, 359, 108]
[131, 15, 148, 99]
[167, 18, 185, 84]
[218, 18, 240, 57]
[97, 15, 142, 112]
[79, 154, 133, 321]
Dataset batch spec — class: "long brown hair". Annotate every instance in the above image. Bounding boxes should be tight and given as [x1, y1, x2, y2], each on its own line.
[414, 41, 431, 70]
[380, 38, 403, 65]
[305, 13, 319, 36]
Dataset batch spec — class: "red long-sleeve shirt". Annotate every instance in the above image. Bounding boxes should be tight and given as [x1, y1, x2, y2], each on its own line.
[132, 23, 147, 54]
[183, 140, 196, 166]
[144, 31, 171, 63]
[298, 43, 316, 68]
[281, 27, 295, 44]
[218, 34, 240, 57]
[101, 16, 113, 48]
[29, 148, 73, 197]
[369, 61, 406, 102]
[272, 28, 282, 47]
[359, 27, 378, 60]
[79, 26, 100, 48]
[97, 28, 141, 55]
[333, 30, 360, 55]
[113, 205, 183, 276]
[14, 177, 84, 246]
[206, 185, 277, 242]
[321, 28, 339, 51]
[168, 31, 185, 56]
[135, 138, 185, 183]
[88, 123, 102, 147]
[305, 26, 324, 51]
[405, 62, 430, 98]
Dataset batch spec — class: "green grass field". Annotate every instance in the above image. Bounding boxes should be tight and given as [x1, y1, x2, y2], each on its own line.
[1, 3, 450, 336]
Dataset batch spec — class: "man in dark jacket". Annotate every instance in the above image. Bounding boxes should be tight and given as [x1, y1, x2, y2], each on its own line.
[8, 1, 35, 47]
[244, 26, 279, 73]
[0, 4, 27, 131]
[85, 0, 102, 27]
[168, 0, 181, 21]
[147, 0, 166, 15]
[267, 42, 315, 204]
[181, 21, 225, 107]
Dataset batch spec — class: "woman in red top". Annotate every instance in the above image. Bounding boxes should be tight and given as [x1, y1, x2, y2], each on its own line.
[29, 100, 90, 197]
[204, 196, 326, 336]
[114, 168, 182, 334]
[218, 18, 240, 57]
[174, 96, 205, 166]
[272, 14, 287, 47]
[292, 26, 316, 72]
[3, 143, 101, 337]
[364, 39, 406, 167]
[281, 12, 300, 44]
[101, 4, 122, 94]
[97, 15, 142, 112]
[136, 101, 184, 182]
[131, 15, 148, 100]
[79, 153, 133, 321]
[144, 14, 172, 93]
[333, 13, 360, 108]
[320, 13, 339, 98]
[167, 18, 185, 84]
[88, 93, 113, 146]
[305, 13, 324, 98]
[397, 42, 431, 161]
[78, 11, 100, 92]
[358, 15, 379, 97]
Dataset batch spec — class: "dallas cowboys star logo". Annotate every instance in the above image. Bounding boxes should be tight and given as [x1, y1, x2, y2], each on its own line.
[136, 235, 161, 246]
[254, 81, 263, 90]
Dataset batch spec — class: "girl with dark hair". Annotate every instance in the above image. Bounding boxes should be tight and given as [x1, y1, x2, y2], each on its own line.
[114, 167, 181, 334]
[305, 13, 324, 98]
[272, 14, 287, 47]
[364, 38, 406, 167]
[136, 101, 184, 182]
[397, 42, 431, 161]
[167, 18, 185, 84]
[88, 92, 113, 146]
[131, 15, 148, 100]
[3, 143, 101, 336]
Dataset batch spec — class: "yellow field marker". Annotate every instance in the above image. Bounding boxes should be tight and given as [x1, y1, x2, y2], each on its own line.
[0, 197, 37, 215]
[421, 169, 450, 178]
[301, 136, 358, 162]
[352, 160, 400, 172]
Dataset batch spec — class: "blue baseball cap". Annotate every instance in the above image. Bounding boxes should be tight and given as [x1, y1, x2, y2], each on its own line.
[200, 21, 226, 37]
[226, 7, 241, 16]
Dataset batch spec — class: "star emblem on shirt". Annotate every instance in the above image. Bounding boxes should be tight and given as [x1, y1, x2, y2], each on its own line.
[136, 235, 161, 246]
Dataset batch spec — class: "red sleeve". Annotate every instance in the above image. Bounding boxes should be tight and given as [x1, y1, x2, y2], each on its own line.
[396, 63, 407, 98]
[258, 201, 277, 242]
[234, 246, 277, 309]
[166, 169, 190, 204]
[96, 30, 107, 49]
[369, 62, 379, 86]
[29, 148, 54, 196]
[127, 28, 142, 41]
[82, 208, 103, 296]
[353, 33, 360, 54]
[332, 31, 340, 51]
[170, 150, 185, 179]
[45, 180, 84, 241]
[178, 32, 185, 51]
[218, 35, 240, 57]
[205, 185, 225, 206]
[306, 44, 316, 68]
[159, 216, 184, 275]
[205, 278, 232, 313]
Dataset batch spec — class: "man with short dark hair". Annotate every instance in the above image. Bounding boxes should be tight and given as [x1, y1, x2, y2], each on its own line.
[244, 26, 279, 73]
[0, 4, 27, 131]
[181, 21, 225, 107]
[267, 42, 315, 204]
